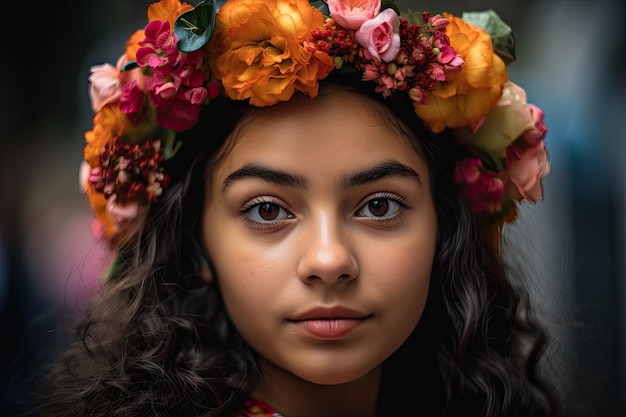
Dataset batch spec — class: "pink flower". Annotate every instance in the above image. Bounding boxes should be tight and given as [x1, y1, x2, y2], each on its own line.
[206, 79, 221, 100]
[88, 54, 143, 112]
[155, 91, 203, 131]
[471, 81, 546, 159]
[136, 20, 180, 69]
[106, 195, 140, 231]
[184, 86, 208, 105]
[428, 14, 449, 30]
[327, 0, 381, 30]
[505, 141, 550, 202]
[119, 80, 147, 118]
[136, 20, 210, 132]
[409, 87, 428, 104]
[521, 104, 547, 145]
[453, 158, 505, 215]
[355, 8, 401, 62]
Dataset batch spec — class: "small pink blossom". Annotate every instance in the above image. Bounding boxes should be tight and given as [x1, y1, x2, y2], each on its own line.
[156, 92, 203, 131]
[136, 20, 180, 69]
[207, 79, 221, 100]
[453, 158, 505, 215]
[362, 63, 380, 81]
[426, 65, 446, 82]
[327, 0, 381, 30]
[119, 80, 147, 118]
[428, 14, 449, 30]
[88, 54, 144, 112]
[184, 86, 209, 105]
[521, 104, 547, 145]
[505, 141, 550, 202]
[408, 87, 428, 104]
[135, 22, 211, 132]
[355, 8, 401, 62]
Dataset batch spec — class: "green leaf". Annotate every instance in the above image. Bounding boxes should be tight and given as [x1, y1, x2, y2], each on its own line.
[310, 0, 329, 16]
[174, 0, 217, 53]
[121, 60, 139, 72]
[462, 9, 516, 65]
[401, 9, 425, 25]
[161, 130, 182, 161]
[381, 0, 400, 14]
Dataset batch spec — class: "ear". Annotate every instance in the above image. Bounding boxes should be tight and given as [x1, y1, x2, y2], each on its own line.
[199, 257, 214, 285]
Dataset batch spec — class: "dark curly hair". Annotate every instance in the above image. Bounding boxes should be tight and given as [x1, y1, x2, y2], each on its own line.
[28, 81, 560, 417]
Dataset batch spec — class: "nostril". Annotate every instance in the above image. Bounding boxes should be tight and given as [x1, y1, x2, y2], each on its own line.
[338, 273, 355, 281]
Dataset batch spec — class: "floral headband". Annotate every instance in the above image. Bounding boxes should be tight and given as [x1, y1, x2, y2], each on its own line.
[82, 0, 549, 246]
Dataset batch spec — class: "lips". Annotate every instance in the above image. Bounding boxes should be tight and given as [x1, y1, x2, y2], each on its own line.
[288, 306, 372, 339]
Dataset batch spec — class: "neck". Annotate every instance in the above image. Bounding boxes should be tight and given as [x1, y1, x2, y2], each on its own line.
[253, 359, 382, 417]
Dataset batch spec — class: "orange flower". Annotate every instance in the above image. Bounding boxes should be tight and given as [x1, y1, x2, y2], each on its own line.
[206, 0, 334, 106]
[123, 0, 193, 61]
[85, 183, 116, 238]
[125, 30, 145, 61]
[147, 0, 193, 27]
[83, 103, 130, 167]
[413, 13, 508, 133]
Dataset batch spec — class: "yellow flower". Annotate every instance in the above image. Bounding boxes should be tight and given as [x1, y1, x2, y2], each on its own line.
[206, 0, 334, 106]
[413, 13, 508, 133]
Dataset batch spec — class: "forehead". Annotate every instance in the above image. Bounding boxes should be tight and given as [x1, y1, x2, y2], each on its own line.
[225, 88, 425, 161]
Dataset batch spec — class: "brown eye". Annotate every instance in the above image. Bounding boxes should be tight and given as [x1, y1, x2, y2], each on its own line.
[258, 202, 280, 220]
[244, 199, 292, 224]
[368, 199, 389, 217]
[357, 194, 404, 220]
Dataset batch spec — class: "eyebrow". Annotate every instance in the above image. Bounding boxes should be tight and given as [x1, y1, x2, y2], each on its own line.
[341, 160, 421, 190]
[223, 163, 307, 190]
[222, 159, 421, 190]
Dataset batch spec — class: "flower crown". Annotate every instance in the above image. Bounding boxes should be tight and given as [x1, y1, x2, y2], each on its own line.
[82, 0, 549, 245]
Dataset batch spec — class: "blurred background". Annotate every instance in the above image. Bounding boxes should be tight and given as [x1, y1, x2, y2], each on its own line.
[1, 0, 624, 416]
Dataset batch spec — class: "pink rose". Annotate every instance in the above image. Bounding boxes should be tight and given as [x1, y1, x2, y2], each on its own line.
[355, 8, 401, 62]
[453, 158, 505, 214]
[471, 81, 544, 159]
[505, 141, 550, 202]
[521, 104, 547, 145]
[88, 60, 122, 113]
[88, 54, 145, 113]
[327, 0, 381, 30]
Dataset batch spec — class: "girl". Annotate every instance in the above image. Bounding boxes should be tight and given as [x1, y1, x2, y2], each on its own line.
[32, 0, 558, 415]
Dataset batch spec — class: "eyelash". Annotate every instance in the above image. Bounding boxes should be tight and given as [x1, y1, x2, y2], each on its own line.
[355, 191, 409, 225]
[239, 191, 409, 230]
[240, 195, 293, 230]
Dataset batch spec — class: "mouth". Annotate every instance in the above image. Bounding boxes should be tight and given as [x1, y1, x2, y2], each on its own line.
[287, 306, 372, 339]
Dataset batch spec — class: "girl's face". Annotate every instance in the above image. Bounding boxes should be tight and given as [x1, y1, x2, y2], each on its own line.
[203, 90, 437, 387]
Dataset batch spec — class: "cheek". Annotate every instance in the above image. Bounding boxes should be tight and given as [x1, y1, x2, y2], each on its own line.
[205, 232, 290, 332]
[207, 239, 261, 308]
[368, 230, 436, 324]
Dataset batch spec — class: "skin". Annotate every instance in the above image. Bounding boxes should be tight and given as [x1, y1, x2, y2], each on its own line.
[203, 89, 437, 417]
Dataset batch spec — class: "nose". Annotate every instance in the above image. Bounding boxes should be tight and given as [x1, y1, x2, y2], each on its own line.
[296, 213, 359, 286]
